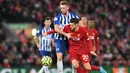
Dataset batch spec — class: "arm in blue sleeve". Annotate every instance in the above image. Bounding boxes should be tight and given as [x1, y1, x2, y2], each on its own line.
[54, 13, 61, 25]
[36, 28, 42, 37]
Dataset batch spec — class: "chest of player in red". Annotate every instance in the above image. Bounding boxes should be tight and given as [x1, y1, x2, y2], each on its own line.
[87, 29, 98, 45]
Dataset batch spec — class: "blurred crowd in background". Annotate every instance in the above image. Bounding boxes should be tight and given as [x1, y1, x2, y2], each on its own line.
[0, 0, 130, 68]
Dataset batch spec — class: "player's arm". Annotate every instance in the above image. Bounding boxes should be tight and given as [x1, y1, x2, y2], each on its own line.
[34, 29, 42, 48]
[34, 36, 40, 49]
[42, 30, 56, 36]
[54, 16, 70, 38]
[87, 39, 97, 56]
[54, 25, 69, 37]
[95, 31, 100, 54]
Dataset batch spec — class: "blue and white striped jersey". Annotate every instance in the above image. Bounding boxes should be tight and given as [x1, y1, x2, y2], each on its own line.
[36, 27, 54, 52]
[54, 12, 79, 40]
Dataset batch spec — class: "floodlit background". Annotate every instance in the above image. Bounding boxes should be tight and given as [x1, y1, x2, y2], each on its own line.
[0, 0, 130, 73]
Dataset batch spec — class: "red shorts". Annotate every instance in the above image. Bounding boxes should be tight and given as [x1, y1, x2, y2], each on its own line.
[69, 48, 91, 64]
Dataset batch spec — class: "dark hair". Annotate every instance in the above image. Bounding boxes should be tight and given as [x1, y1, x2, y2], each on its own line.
[60, 0, 69, 6]
[45, 17, 51, 21]
[70, 18, 79, 24]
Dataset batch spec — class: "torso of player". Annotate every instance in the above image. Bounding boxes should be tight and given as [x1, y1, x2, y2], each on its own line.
[39, 27, 53, 51]
[87, 28, 97, 45]
[64, 25, 85, 49]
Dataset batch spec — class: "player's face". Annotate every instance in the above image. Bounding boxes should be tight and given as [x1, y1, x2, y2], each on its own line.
[60, 5, 69, 15]
[81, 17, 87, 24]
[70, 23, 77, 31]
[88, 20, 95, 28]
[44, 20, 51, 27]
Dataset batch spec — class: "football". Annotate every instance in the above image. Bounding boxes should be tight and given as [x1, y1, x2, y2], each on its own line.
[31, 28, 37, 36]
[41, 56, 52, 66]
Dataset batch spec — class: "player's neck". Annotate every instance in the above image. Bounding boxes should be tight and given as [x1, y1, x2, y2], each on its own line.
[65, 11, 69, 17]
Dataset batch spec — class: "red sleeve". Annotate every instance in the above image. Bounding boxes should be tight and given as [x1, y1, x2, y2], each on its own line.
[95, 30, 100, 52]
[47, 30, 56, 34]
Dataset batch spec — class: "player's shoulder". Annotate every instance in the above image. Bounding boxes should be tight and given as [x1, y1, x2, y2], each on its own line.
[69, 11, 77, 15]
[54, 12, 61, 21]
[55, 12, 62, 17]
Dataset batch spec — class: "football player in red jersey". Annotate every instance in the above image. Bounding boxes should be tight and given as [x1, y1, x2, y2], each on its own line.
[42, 18, 107, 73]
[65, 18, 106, 73]
[87, 19, 100, 54]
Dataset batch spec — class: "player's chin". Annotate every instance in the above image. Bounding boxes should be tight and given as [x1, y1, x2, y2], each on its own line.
[62, 12, 66, 15]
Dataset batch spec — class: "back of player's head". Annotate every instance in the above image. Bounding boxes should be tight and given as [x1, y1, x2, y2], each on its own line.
[60, 0, 69, 6]
[70, 18, 79, 25]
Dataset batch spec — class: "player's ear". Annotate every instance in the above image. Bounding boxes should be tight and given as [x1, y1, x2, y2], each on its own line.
[50, 21, 52, 25]
[44, 21, 46, 24]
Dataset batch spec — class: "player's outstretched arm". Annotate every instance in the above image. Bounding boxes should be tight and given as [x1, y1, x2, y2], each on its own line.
[42, 30, 56, 37]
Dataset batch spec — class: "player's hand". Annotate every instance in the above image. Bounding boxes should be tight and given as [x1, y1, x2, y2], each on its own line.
[65, 33, 71, 39]
[42, 32, 48, 36]
[37, 44, 40, 48]
[90, 51, 97, 56]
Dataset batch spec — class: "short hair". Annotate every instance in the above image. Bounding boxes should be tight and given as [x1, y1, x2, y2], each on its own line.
[70, 18, 79, 25]
[45, 17, 51, 21]
[60, 0, 69, 6]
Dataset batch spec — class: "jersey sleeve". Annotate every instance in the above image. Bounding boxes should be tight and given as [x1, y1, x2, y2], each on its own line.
[36, 28, 42, 37]
[54, 13, 61, 25]
[71, 12, 79, 19]
[47, 30, 56, 34]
